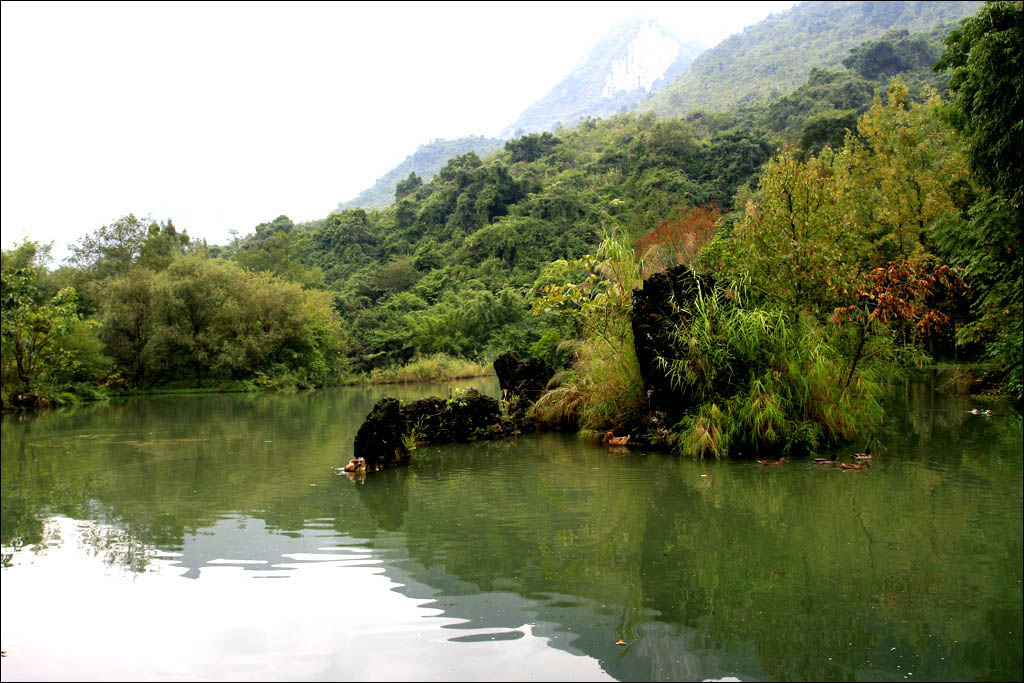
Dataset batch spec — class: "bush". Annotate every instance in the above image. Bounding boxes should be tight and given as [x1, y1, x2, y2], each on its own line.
[660, 285, 887, 459]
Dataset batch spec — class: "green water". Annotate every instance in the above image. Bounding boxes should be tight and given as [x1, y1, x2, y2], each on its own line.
[1, 377, 1021, 681]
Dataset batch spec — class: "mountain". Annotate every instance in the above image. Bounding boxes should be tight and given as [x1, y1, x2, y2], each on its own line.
[505, 18, 704, 136]
[338, 17, 701, 211]
[639, 0, 982, 118]
[337, 136, 504, 211]
[336, 3, 977, 212]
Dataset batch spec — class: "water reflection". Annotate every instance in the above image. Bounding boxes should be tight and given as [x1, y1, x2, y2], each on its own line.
[1, 375, 1021, 681]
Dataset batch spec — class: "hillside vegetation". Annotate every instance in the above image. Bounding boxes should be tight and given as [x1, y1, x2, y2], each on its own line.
[4, 3, 1020, 451]
[337, 136, 504, 210]
[640, 0, 981, 117]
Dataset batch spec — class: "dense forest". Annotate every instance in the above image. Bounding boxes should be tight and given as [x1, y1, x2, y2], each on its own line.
[337, 136, 505, 211]
[2, 2, 1020, 457]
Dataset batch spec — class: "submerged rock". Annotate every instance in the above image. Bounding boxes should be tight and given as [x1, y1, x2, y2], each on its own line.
[493, 350, 554, 430]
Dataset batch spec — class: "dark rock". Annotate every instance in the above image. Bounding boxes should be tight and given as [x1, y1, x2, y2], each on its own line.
[352, 390, 507, 471]
[402, 389, 505, 444]
[631, 265, 716, 418]
[353, 396, 410, 470]
[493, 350, 554, 429]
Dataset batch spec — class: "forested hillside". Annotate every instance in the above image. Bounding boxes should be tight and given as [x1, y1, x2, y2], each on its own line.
[640, 0, 981, 117]
[341, 3, 975, 219]
[4, 3, 1020, 438]
[337, 136, 504, 210]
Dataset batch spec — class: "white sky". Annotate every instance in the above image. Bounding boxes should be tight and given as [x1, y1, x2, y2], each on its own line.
[1, 1, 798, 262]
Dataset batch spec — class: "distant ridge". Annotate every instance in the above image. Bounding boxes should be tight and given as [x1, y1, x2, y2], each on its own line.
[507, 17, 703, 135]
[338, 17, 702, 211]
[335, 3, 980, 212]
[337, 136, 503, 211]
[640, 0, 983, 117]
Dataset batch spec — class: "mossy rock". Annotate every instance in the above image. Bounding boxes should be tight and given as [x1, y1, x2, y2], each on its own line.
[402, 389, 506, 444]
[353, 390, 507, 470]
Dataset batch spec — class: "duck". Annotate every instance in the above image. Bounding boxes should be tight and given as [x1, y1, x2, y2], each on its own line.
[343, 457, 367, 473]
[837, 462, 868, 470]
[606, 431, 630, 447]
[812, 453, 837, 465]
[969, 408, 993, 416]
[852, 448, 872, 462]
[757, 457, 788, 466]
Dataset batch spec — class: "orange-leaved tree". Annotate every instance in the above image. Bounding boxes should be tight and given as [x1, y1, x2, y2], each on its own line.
[636, 203, 722, 275]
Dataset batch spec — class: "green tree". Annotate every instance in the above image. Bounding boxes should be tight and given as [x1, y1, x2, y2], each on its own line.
[935, 0, 1023, 209]
[395, 172, 423, 201]
[841, 79, 968, 262]
[234, 228, 325, 289]
[933, 1, 1023, 399]
[99, 268, 158, 387]
[716, 150, 860, 318]
[1, 241, 97, 396]
[69, 214, 149, 277]
[138, 219, 191, 271]
[504, 132, 561, 163]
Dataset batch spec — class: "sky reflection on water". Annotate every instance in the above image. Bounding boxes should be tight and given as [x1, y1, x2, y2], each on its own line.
[1, 516, 614, 682]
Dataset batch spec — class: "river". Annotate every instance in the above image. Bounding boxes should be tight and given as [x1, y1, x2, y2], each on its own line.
[1, 376, 1021, 681]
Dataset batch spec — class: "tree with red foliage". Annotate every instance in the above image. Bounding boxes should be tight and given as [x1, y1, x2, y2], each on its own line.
[831, 260, 963, 389]
[637, 203, 722, 274]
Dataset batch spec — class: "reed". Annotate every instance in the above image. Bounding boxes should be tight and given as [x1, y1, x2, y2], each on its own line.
[663, 285, 887, 459]
[530, 231, 647, 430]
[366, 354, 494, 384]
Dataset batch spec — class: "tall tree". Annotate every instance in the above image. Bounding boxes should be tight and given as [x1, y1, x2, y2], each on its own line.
[69, 214, 149, 277]
[935, 0, 1023, 209]
[933, 1, 1023, 400]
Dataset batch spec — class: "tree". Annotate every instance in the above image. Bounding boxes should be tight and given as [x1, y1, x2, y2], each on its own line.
[933, 1, 1023, 399]
[840, 79, 968, 262]
[935, 0, 1023, 209]
[395, 172, 423, 201]
[99, 268, 157, 387]
[69, 214, 149, 277]
[138, 219, 191, 271]
[234, 228, 325, 289]
[717, 150, 860, 317]
[1, 241, 96, 394]
[637, 203, 722, 274]
[799, 109, 858, 157]
[504, 132, 561, 163]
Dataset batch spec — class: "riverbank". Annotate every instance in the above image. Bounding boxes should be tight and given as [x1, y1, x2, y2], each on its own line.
[356, 353, 494, 385]
[1, 354, 496, 412]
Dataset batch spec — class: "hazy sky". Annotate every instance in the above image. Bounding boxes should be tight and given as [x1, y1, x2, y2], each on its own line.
[1, 1, 798, 261]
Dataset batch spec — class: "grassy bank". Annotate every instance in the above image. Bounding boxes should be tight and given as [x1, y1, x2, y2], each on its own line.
[360, 354, 495, 384]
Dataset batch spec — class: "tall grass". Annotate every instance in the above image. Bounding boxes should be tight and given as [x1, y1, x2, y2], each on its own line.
[530, 231, 647, 430]
[366, 353, 494, 384]
[662, 284, 887, 459]
[530, 322, 646, 430]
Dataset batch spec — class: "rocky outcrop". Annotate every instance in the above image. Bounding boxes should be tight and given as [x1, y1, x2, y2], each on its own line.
[353, 396, 410, 470]
[493, 350, 554, 430]
[352, 389, 507, 470]
[403, 389, 506, 444]
[631, 264, 716, 418]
